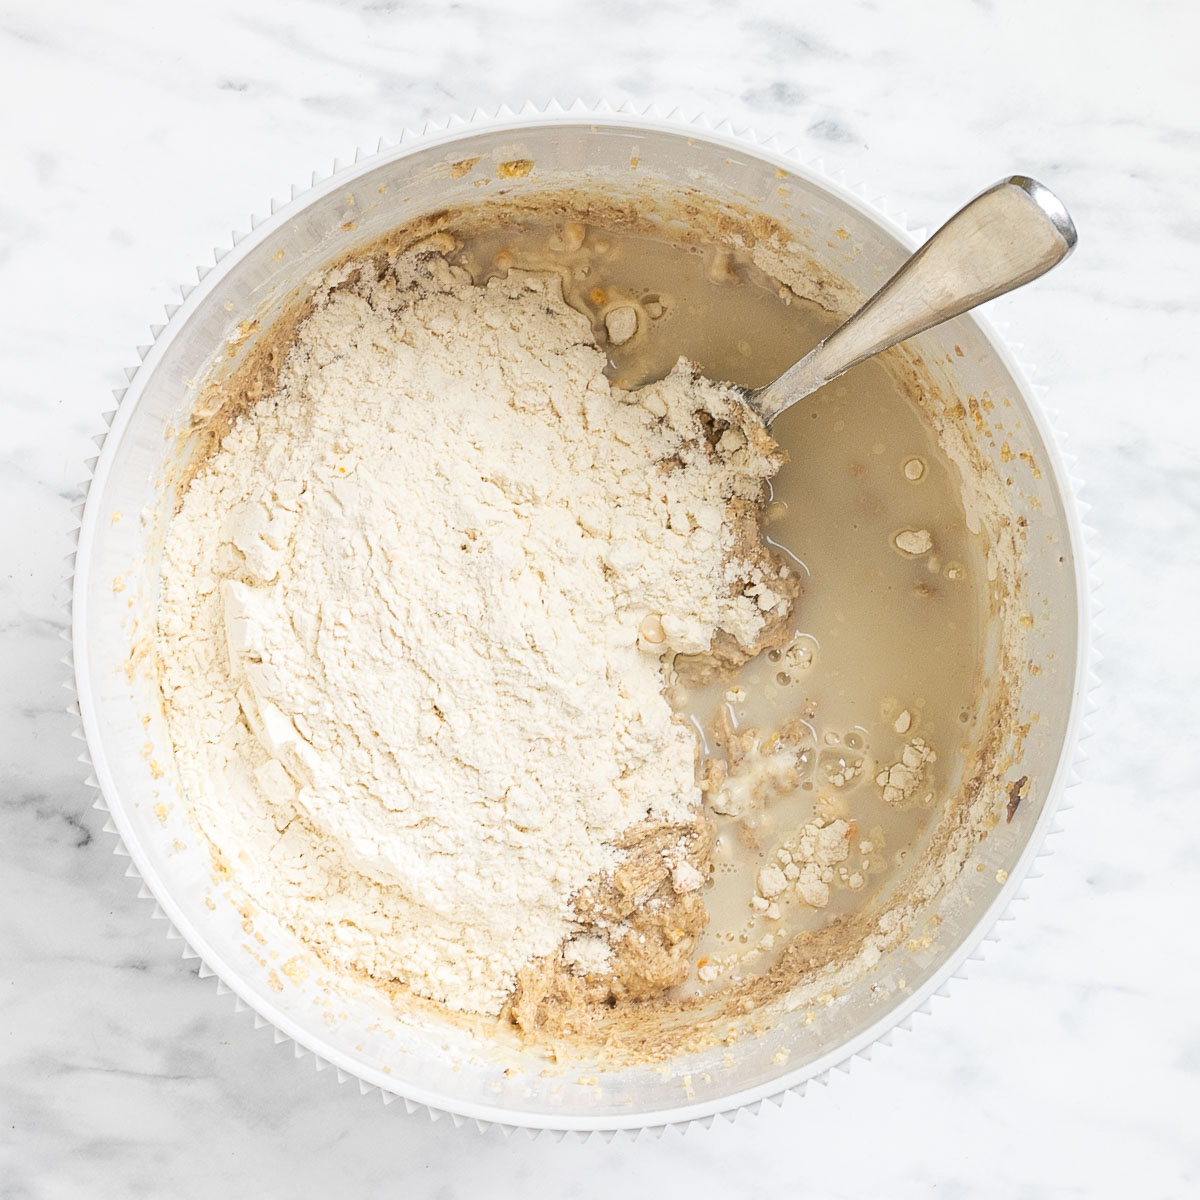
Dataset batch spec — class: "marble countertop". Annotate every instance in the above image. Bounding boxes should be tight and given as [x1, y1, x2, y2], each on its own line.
[2, 0, 1197, 1195]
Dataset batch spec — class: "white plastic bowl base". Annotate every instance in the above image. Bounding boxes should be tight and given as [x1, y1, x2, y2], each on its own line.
[70, 103, 1094, 1133]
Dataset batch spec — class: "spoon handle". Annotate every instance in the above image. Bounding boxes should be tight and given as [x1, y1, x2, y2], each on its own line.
[752, 176, 1077, 425]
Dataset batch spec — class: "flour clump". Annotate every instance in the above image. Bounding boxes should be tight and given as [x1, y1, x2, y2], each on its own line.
[158, 238, 796, 1018]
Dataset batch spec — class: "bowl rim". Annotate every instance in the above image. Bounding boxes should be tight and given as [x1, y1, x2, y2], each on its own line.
[71, 101, 1094, 1133]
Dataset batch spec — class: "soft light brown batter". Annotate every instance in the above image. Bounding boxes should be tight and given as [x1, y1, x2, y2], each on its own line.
[163, 191, 1026, 1065]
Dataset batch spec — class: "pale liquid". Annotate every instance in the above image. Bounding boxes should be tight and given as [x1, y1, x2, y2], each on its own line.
[453, 222, 985, 994]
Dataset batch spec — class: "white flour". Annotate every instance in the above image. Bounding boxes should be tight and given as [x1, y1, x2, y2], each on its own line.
[158, 239, 791, 1015]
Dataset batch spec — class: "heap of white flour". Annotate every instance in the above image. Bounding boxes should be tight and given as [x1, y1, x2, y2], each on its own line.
[158, 237, 791, 1015]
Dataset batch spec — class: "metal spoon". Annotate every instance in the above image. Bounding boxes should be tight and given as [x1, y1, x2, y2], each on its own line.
[746, 176, 1078, 426]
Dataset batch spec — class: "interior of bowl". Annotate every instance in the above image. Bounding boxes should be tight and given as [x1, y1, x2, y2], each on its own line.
[75, 115, 1086, 1128]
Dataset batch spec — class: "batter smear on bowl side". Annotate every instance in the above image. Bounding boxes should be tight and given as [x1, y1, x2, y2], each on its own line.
[157, 237, 800, 1022]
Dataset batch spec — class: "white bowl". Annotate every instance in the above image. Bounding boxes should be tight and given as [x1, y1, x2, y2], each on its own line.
[72, 104, 1091, 1133]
